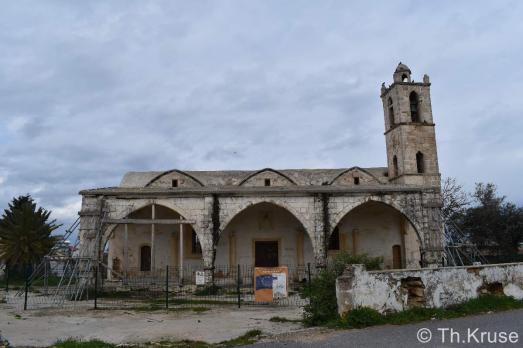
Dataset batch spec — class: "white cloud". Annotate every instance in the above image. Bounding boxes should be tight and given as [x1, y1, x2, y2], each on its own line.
[48, 199, 81, 222]
[6, 116, 30, 133]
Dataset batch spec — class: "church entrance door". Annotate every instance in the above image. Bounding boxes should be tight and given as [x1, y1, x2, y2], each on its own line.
[254, 241, 279, 267]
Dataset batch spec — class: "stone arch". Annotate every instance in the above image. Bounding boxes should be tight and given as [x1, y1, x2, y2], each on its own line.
[219, 198, 313, 243]
[217, 200, 315, 267]
[144, 169, 205, 187]
[104, 202, 205, 274]
[329, 198, 424, 269]
[330, 198, 424, 247]
[238, 168, 297, 187]
[329, 167, 382, 186]
[102, 201, 203, 250]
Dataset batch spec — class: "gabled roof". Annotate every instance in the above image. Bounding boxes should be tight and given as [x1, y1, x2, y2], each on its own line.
[117, 167, 389, 188]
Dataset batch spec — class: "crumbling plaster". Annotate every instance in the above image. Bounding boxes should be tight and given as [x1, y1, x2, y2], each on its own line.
[336, 263, 523, 315]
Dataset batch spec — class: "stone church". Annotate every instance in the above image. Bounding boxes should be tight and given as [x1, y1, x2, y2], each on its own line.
[78, 63, 444, 277]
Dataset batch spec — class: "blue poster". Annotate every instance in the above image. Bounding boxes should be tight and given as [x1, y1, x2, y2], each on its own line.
[255, 274, 274, 290]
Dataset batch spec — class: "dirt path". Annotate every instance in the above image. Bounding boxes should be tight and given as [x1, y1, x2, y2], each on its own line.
[0, 303, 304, 347]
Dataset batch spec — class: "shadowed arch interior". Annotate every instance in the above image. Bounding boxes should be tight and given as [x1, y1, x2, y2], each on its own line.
[106, 204, 203, 277]
[328, 201, 422, 269]
[216, 202, 314, 267]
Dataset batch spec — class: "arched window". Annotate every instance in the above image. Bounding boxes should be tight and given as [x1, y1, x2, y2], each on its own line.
[416, 152, 425, 174]
[393, 155, 399, 177]
[140, 245, 151, 272]
[388, 98, 395, 128]
[409, 92, 420, 122]
[401, 74, 408, 82]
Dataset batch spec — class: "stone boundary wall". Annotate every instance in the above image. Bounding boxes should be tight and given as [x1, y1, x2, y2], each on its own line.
[336, 263, 523, 315]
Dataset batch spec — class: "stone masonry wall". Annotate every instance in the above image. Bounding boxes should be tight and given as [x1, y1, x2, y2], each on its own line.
[78, 188, 444, 269]
[336, 263, 523, 315]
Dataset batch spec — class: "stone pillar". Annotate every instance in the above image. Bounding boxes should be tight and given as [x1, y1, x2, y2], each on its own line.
[313, 194, 328, 268]
[421, 195, 445, 268]
[296, 230, 304, 266]
[179, 223, 184, 270]
[228, 231, 236, 266]
[78, 196, 104, 259]
[124, 223, 129, 278]
[151, 204, 156, 271]
[352, 229, 359, 255]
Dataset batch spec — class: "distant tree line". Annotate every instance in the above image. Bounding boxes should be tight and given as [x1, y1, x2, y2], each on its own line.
[442, 178, 523, 263]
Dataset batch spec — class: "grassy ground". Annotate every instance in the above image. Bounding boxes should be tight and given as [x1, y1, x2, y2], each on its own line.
[51, 330, 263, 348]
[338, 295, 523, 329]
[269, 316, 302, 323]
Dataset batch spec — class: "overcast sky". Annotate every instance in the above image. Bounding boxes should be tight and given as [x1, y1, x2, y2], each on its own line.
[1, 1, 522, 233]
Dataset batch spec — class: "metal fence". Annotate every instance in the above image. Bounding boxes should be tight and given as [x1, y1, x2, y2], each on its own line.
[95, 264, 316, 309]
[4, 262, 319, 311]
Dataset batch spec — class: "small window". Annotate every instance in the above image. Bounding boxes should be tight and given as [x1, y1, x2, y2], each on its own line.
[264, 178, 271, 187]
[393, 155, 399, 177]
[172, 179, 178, 187]
[410, 91, 420, 122]
[191, 230, 202, 254]
[416, 152, 425, 174]
[328, 227, 340, 251]
[353, 177, 360, 185]
[402, 74, 408, 82]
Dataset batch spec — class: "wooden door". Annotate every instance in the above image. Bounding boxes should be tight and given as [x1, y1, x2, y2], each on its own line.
[255, 241, 279, 267]
[140, 245, 151, 271]
[392, 245, 402, 269]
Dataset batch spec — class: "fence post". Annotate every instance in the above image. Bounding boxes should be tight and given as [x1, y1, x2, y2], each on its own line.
[4, 263, 8, 292]
[237, 264, 241, 308]
[44, 258, 48, 296]
[94, 262, 98, 310]
[307, 262, 312, 307]
[165, 265, 169, 310]
[23, 265, 29, 310]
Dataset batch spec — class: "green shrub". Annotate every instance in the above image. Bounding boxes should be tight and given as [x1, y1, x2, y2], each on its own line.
[52, 338, 116, 348]
[449, 294, 523, 314]
[386, 307, 452, 324]
[335, 295, 523, 329]
[341, 307, 385, 328]
[302, 252, 383, 326]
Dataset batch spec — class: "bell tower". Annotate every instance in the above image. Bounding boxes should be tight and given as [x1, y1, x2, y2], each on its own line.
[381, 63, 440, 187]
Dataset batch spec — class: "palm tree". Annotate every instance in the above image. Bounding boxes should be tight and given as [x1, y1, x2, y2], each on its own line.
[0, 195, 60, 274]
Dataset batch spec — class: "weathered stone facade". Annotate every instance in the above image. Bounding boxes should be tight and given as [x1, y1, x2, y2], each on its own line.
[336, 263, 523, 314]
[78, 63, 444, 272]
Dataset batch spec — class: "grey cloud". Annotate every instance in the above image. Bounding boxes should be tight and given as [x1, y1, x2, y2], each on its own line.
[1, 0, 523, 235]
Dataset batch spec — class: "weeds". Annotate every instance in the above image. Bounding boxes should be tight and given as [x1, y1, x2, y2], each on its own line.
[51, 330, 263, 348]
[269, 316, 302, 323]
[338, 295, 523, 329]
[52, 338, 116, 348]
[219, 329, 262, 347]
[301, 252, 383, 326]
